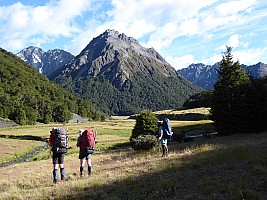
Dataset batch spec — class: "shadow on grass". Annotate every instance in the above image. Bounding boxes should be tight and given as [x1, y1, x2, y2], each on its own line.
[172, 122, 216, 141]
[60, 133, 267, 200]
[104, 141, 132, 150]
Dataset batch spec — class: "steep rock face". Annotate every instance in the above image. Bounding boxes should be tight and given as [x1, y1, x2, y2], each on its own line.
[54, 29, 177, 88]
[178, 62, 267, 90]
[16, 46, 74, 76]
[16, 46, 44, 72]
[242, 62, 267, 78]
[50, 29, 202, 115]
[178, 63, 219, 90]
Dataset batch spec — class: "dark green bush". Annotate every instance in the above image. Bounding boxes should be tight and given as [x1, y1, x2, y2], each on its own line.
[130, 135, 158, 150]
[131, 109, 158, 139]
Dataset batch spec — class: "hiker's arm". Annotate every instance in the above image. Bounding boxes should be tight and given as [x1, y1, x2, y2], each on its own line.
[158, 127, 163, 140]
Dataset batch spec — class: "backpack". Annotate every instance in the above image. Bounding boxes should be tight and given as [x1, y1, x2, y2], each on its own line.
[81, 129, 96, 154]
[162, 118, 173, 140]
[53, 128, 68, 153]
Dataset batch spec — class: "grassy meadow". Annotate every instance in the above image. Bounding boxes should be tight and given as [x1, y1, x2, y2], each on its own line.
[0, 112, 267, 199]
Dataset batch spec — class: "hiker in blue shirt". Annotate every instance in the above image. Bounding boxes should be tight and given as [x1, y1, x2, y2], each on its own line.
[156, 121, 168, 156]
[156, 118, 173, 156]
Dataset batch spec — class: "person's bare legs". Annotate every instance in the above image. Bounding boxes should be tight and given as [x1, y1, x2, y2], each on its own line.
[87, 154, 92, 175]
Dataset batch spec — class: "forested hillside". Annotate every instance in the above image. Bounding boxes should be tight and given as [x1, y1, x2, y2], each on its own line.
[0, 48, 105, 125]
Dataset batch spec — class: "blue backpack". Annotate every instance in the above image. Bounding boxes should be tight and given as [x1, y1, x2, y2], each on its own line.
[162, 118, 173, 140]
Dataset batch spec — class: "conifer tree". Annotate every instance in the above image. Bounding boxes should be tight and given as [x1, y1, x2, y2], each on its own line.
[211, 46, 251, 134]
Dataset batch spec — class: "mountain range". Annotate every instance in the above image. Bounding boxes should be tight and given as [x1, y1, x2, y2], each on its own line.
[17, 46, 74, 76]
[178, 62, 267, 90]
[50, 29, 203, 115]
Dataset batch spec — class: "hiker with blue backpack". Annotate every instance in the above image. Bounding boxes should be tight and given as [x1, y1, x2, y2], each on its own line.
[156, 118, 173, 156]
[76, 129, 96, 177]
[49, 127, 68, 184]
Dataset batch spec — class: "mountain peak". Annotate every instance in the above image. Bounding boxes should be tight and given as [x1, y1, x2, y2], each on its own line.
[103, 29, 138, 44]
[51, 29, 202, 115]
[16, 46, 74, 76]
[64, 29, 177, 86]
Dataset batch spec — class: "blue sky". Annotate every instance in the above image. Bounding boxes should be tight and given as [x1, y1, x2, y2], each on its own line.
[0, 0, 266, 69]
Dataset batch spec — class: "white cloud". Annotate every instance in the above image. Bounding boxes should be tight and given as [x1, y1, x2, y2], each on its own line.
[101, 0, 258, 55]
[228, 34, 239, 48]
[0, 0, 92, 51]
[166, 54, 196, 70]
[233, 48, 267, 65]
[104, 0, 219, 50]
[201, 54, 222, 66]
[214, 0, 256, 17]
[200, 47, 267, 68]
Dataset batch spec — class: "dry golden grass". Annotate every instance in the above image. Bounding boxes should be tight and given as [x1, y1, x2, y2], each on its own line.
[0, 138, 44, 164]
[0, 118, 266, 199]
[1, 131, 267, 199]
[154, 107, 211, 115]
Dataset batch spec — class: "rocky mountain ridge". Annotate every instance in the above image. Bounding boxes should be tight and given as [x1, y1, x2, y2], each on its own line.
[51, 29, 177, 88]
[16, 46, 74, 76]
[178, 62, 267, 90]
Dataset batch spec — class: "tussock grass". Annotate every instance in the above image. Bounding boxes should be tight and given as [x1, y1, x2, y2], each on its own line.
[0, 138, 44, 164]
[154, 107, 211, 115]
[0, 119, 267, 199]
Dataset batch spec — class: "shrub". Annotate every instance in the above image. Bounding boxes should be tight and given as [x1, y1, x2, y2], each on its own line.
[130, 135, 158, 150]
[131, 109, 158, 139]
